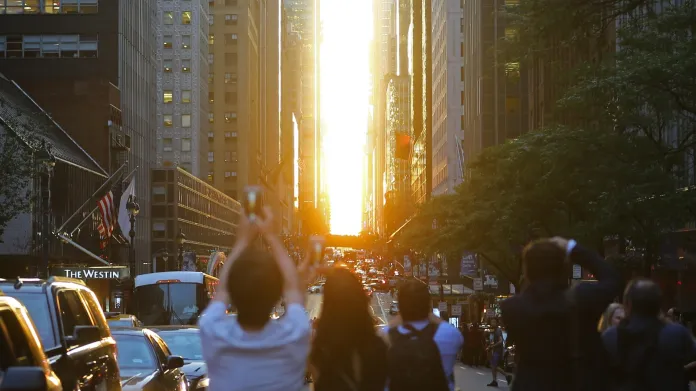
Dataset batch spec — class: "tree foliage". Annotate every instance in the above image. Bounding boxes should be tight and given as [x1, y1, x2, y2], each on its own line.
[402, 1, 696, 281]
[0, 130, 33, 241]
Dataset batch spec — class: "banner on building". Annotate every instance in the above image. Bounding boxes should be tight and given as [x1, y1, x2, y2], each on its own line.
[460, 252, 477, 276]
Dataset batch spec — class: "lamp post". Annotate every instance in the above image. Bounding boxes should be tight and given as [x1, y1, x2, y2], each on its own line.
[36, 143, 56, 279]
[126, 195, 140, 277]
[176, 229, 186, 271]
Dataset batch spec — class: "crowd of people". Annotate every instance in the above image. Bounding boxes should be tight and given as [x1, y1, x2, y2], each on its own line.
[196, 208, 696, 391]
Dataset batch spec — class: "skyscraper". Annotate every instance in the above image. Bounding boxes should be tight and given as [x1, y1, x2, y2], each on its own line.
[155, 0, 210, 178]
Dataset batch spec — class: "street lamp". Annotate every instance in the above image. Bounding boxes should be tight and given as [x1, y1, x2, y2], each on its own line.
[36, 142, 56, 279]
[176, 229, 186, 271]
[126, 195, 140, 277]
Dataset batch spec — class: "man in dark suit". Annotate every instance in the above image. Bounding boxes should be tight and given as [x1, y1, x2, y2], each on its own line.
[500, 237, 621, 391]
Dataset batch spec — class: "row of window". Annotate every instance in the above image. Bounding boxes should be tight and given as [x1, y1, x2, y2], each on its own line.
[163, 90, 192, 104]
[0, 35, 98, 58]
[163, 137, 193, 152]
[207, 131, 238, 139]
[206, 171, 238, 184]
[206, 112, 238, 123]
[207, 151, 238, 162]
[163, 114, 193, 128]
[163, 11, 192, 25]
[207, 34, 239, 46]
[209, 0, 238, 7]
[207, 72, 239, 84]
[163, 59, 191, 72]
[1, 0, 97, 14]
[208, 92, 238, 105]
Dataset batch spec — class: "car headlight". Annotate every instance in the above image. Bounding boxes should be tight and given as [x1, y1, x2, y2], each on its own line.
[196, 377, 210, 389]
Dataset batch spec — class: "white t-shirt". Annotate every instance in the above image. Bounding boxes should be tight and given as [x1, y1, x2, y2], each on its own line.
[198, 301, 311, 391]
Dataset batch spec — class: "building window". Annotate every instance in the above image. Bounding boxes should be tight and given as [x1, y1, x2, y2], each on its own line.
[163, 138, 173, 152]
[505, 62, 520, 80]
[182, 138, 192, 152]
[182, 11, 192, 24]
[164, 59, 173, 72]
[182, 90, 192, 103]
[208, 113, 214, 123]
[2, 0, 98, 14]
[207, 172, 214, 182]
[224, 73, 237, 83]
[163, 115, 173, 127]
[163, 11, 174, 24]
[0, 35, 98, 59]
[182, 35, 191, 49]
[225, 34, 238, 45]
[208, 152, 214, 162]
[209, 92, 214, 104]
[209, 15, 214, 25]
[225, 14, 238, 25]
[163, 35, 173, 48]
[181, 114, 192, 127]
[208, 131, 214, 139]
[224, 112, 237, 122]
[208, 53, 214, 64]
[182, 59, 191, 72]
[208, 34, 214, 45]
[225, 0, 237, 5]
[224, 151, 231, 162]
[225, 131, 237, 138]
[163, 90, 173, 103]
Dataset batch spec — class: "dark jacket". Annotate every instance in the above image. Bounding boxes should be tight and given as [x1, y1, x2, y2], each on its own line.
[501, 245, 621, 391]
[603, 317, 696, 391]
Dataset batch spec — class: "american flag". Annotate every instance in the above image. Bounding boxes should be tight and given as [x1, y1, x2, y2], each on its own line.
[97, 191, 116, 243]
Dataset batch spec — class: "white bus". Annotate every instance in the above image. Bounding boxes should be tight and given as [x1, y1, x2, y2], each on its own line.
[134, 271, 219, 326]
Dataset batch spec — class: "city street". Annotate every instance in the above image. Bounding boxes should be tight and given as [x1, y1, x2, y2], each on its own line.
[301, 292, 510, 390]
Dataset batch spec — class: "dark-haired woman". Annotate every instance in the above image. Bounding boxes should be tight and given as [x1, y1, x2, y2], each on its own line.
[310, 268, 388, 391]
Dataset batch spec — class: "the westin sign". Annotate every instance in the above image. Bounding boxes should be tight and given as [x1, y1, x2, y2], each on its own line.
[52, 267, 128, 280]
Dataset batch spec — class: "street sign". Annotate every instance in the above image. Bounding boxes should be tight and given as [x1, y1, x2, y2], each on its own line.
[572, 264, 582, 279]
[438, 301, 448, 312]
[473, 278, 483, 291]
[451, 304, 462, 316]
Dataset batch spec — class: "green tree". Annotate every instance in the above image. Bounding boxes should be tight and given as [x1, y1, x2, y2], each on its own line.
[0, 130, 33, 242]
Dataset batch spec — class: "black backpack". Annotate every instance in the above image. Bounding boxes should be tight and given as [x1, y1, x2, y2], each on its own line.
[386, 323, 450, 391]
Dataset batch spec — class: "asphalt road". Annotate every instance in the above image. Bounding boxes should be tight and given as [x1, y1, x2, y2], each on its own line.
[301, 292, 510, 390]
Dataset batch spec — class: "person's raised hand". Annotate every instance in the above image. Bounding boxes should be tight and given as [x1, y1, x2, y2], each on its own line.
[236, 211, 259, 246]
[255, 206, 276, 236]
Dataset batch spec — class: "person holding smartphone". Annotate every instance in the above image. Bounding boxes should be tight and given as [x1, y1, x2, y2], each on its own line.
[198, 203, 315, 391]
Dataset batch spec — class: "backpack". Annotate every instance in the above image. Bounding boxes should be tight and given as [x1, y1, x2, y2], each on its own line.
[386, 323, 450, 391]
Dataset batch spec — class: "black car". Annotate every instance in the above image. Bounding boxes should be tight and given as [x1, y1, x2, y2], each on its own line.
[111, 328, 188, 391]
[0, 277, 121, 391]
[150, 326, 208, 390]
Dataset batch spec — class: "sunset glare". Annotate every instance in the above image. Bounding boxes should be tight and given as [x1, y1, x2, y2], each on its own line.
[321, 0, 372, 235]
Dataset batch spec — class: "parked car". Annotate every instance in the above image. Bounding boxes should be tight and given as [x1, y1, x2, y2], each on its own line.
[105, 313, 143, 328]
[0, 293, 62, 391]
[111, 328, 187, 391]
[307, 283, 324, 294]
[0, 277, 121, 391]
[150, 326, 208, 390]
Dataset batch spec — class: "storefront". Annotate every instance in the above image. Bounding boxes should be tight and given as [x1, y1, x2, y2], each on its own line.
[50, 266, 130, 313]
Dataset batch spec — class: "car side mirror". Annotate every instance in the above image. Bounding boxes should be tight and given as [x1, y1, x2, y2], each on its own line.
[72, 325, 101, 345]
[165, 355, 184, 369]
[0, 367, 47, 391]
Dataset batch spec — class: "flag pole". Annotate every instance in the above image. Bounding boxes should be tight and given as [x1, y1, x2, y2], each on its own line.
[57, 233, 110, 266]
[56, 163, 128, 234]
[69, 206, 99, 237]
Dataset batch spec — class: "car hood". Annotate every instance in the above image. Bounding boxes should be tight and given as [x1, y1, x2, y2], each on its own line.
[120, 369, 158, 390]
[181, 361, 207, 379]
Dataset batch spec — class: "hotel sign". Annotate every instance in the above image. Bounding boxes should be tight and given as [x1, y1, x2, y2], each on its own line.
[51, 267, 129, 280]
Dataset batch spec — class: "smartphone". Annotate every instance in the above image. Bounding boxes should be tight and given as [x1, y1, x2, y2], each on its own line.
[309, 236, 325, 268]
[243, 185, 264, 221]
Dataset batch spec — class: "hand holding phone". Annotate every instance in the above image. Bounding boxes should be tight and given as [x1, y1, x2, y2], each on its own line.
[308, 236, 325, 268]
[243, 185, 264, 222]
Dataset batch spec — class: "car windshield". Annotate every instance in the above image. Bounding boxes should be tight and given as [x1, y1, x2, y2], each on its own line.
[135, 283, 201, 326]
[8, 292, 56, 348]
[113, 335, 157, 370]
[156, 331, 203, 361]
[107, 319, 134, 328]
